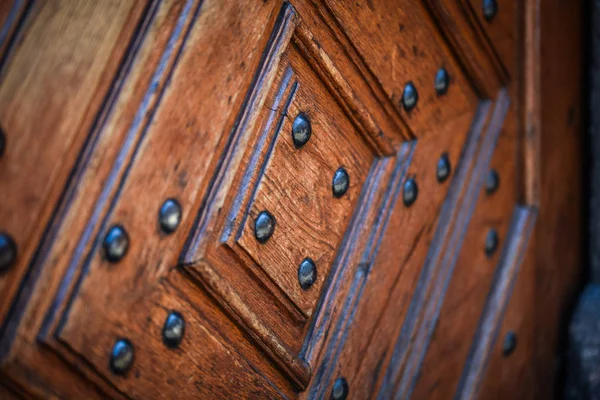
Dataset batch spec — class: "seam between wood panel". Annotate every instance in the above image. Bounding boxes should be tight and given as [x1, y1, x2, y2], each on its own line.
[306, 142, 416, 399]
[453, 205, 537, 400]
[52, 0, 204, 339]
[373, 90, 509, 399]
[0, 0, 34, 79]
[299, 151, 393, 359]
[459, 0, 510, 80]
[422, 0, 504, 99]
[182, 3, 298, 264]
[164, 275, 292, 399]
[305, 0, 414, 141]
[220, 66, 297, 244]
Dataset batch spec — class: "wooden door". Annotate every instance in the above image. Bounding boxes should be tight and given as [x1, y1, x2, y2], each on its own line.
[0, 0, 582, 398]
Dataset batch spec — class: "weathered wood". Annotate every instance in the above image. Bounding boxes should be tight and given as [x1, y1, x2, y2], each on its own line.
[0, 0, 583, 398]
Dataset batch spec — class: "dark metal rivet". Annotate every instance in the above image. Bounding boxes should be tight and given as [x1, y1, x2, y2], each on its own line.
[331, 377, 349, 400]
[484, 229, 499, 257]
[292, 113, 312, 148]
[0, 232, 17, 273]
[435, 68, 450, 95]
[298, 258, 317, 290]
[436, 153, 451, 183]
[485, 169, 500, 195]
[110, 338, 134, 375]
[162, 311, 185, 349]
[403, 178, 418, 207]
[0, 127, 5, 158]
[159, 199, 182, 234]
[103, 225, 129, 263]
[254, 211, 275, 244]
[402, 82, 418, 111]
[332, 167, 350, 198]
[502, 331, 517, 356]
[483, 0, 498, 21]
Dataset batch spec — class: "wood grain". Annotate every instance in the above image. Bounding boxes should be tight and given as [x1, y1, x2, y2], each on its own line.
[0, 0, 147, 326]
[459, 207, 537, 400]
[0, 0, 31, 70]
[0, 0, 583, 398]
[409, 105, 516, 399]
[423, 0, 505, 98]
[323, 0, 478, 136]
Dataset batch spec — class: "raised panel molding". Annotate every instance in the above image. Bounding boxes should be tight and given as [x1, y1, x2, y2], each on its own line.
[0, 0, 546, 398]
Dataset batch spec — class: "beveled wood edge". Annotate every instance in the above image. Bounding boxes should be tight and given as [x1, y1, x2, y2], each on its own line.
[182, 2, 298, 264]
[1, 3, 202, 398]
[454, 205, 537, 400]
[50, 0, 203, 342]
[523, 0, 540, 207]
[292, 20, 396, 156]
[0, 0, 170, 357]
[184, 259, 311, 390]
[459, 0, 513, 79]
[0, 0, 34, 79]
[423, 0, 505, 99]
[376, 90, 508, 396]
[305, 142, 415, 399]
[304, 0, 414, 142]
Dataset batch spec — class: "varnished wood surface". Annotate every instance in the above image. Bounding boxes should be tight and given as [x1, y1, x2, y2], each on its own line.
[0, 0, 582, 398]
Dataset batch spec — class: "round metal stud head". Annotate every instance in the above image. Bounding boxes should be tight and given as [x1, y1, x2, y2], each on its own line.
[110, 338, 134, 375]
[502, 331, 517, 356]
[402, 82, 419, 111]
[298, 258, 317, 290]
[436, 153, 451, 183]
[0, 232, 17, 273]
[332, 167, 350, 198]
[331, 377, 349, 400]
[292, 113, 312, 148]
[254, 211, 276, 244]
[484, 229, 499, 257]
[483, 0, 498, 21]
[162, 311, 185, 349]
[159, 198, 182, 234]
[403, 178, 418, 207]
[103, 225, 129, 263]
[485, 169, 500, 195]
[435, 68, 450, 95]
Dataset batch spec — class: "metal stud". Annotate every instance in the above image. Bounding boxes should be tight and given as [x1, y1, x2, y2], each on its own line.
[483, 0, 498, 21]
[0, 232, 17, 273]
[103, 225, 129, 263]
[436, 153, 451, 183]
[332, 167, 350, 198]
[485, 169, 500, 195]
[292, 113, 312, 148]
[484, 229, 499, 257]
[159, 198, 182, 234]
[254, 211, 276, 244]
[403, 178, 418, 207]
[331, 377, 349, 400]
[402, 82, 419, 111]
[298, 258, 317, 290]
[110, 338, 134, 375]
[162, 311, 185, 349]
[502, 331, 517, 356]
[435, 68, 450, 95]
[0, 127, 5, 158]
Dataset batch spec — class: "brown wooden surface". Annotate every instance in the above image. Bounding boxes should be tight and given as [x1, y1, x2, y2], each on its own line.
[0, 0, 582, 399]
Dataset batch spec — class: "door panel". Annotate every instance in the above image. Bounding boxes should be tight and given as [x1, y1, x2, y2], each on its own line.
[0, 0, 582, 399]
